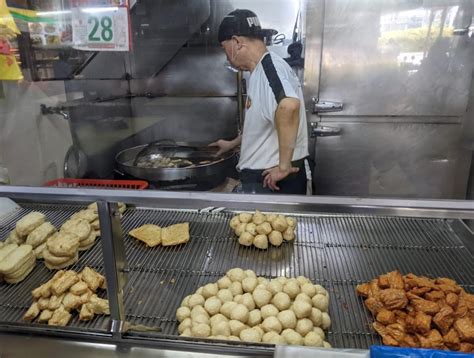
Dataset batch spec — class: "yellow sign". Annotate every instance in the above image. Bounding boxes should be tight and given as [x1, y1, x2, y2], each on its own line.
[0, 0, 22, 80]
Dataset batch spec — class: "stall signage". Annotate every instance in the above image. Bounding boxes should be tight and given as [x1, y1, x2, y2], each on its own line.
[72, 4, 130, 51]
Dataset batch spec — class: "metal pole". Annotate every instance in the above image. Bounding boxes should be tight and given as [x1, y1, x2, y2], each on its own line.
[97, 201, 128, 338]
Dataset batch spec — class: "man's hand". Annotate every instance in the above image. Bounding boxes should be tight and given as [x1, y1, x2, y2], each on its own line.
[209, 135, 242, 156]
[262, 165, 299, 191]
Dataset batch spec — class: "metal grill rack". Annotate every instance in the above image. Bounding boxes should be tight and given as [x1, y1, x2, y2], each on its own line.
[119, 208, 474, 349]
[0, 204, 109, 332]
[1, 204, 473, 350]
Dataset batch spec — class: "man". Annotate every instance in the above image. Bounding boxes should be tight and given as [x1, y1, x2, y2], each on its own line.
[210, 9, 309, 194]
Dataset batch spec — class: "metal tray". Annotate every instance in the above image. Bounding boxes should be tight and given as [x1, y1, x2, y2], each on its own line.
[1, 204, 473, 350]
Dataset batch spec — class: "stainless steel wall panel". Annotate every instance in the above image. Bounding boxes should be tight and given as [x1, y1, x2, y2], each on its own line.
[318, 0, 473, 117]
[130, 48, 236, 97]
[313, 122, 471, 198]
[130, 97, 238, 144]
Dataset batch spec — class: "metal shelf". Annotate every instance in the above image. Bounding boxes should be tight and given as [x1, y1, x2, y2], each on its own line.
[1, 203, 473, 350]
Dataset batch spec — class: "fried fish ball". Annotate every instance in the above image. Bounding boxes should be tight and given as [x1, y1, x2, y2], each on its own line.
[314, 285, 328, 296]
[178, 318, 192, 333]
[242, 277, 258, 293]
[181, 328, 192, 336]
[193, 314, 210, 325]
[247, 309, 262, 326]
[283, 280, 301, 299]
[241, 293, 256, 311]
[240, 328, 262, 343]
[323, 341, 332, 348]
[191, 305, 209, 319]
[261, 304, 279, 319]
[272, 292, 291, 311]
[229, 216, 241, 230]
[296, 276, 311, 286]
[204, 297, 222, 315]
[229, 281, 243, 296]
[278, 310, 297, 329]
[229, 319, 247, 336]
[267, 214, 278, 223]
[253, 288, 272, 308]
[210, 313, 228, 326]
[181, 295, 191, 307]
[176, 306, 191, 322]
[263, 331, 286, 344]
[268, 231, 283, 246]
[293, 300, 312, 319]
[211, 320, 231, 336]
[235, 223, 247, 236]
[276, 276, 288, 285]
[310, 308, 323, 327]
[217, 289, 234, 303]
[238, 213, 253, 223]
[282, 329, 303, 345]
[301, 283, 317, 298]
[252, 210, 266, 225]
[227, 268, 246, 282]
[188, 294, 205, 308]
[296, 318, 313, 337]
[283, 227, 295, 241]
[202, 283, 218, 299]
[267, 280, 283, 295]
[244, 269, 257, 279]
[230, 304, 249, 323]
[321, 312, 331, 330]
[192, 323, 211, 337]
[257, 277, 269, 285]
[217, 276, 232, 289]
[313, 326, 325, 339]
[286, 217, 297, 228]
[312, 294, 329, 312]
[295, 293, 312, 305]
[244, 223, 257, 236]
[253, 235, 268, 250]
[262, 316, 282, 334]
[220, 301, 238, 318]
[256, 222, 272, 236]
[304, 331, 323, 346]
[271, 216, 288, 233]
[233, 294, 243, 303]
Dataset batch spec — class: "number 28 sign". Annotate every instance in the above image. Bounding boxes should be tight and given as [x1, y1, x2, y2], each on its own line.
[72, 6, 130, 51]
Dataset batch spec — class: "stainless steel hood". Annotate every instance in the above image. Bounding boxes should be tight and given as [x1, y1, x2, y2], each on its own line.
[78, 0, 211, 79]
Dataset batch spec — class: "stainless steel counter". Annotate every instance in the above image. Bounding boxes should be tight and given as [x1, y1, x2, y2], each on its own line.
[0, 187, 473, 356]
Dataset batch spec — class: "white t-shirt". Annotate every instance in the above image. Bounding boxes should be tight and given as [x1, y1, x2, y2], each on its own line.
[237, 52, 309, 170]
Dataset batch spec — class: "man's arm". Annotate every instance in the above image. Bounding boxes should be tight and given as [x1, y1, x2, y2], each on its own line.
[209, 135, 242, 156]
[262, 97, 300, 190]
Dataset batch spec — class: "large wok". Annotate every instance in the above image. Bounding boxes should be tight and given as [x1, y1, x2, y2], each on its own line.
[115, 142, 236, 182]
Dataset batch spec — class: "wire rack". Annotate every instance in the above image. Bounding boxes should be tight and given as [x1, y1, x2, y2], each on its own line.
[1, 204, 473, 350]
[0, 204, 109, 332]
[120, 208, 474, 349]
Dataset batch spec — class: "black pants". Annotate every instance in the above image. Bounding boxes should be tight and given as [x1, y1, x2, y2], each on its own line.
[238, 159, 307, 195]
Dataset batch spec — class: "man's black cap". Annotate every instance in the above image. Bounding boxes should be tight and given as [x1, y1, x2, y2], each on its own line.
[218, 9, 268, 43]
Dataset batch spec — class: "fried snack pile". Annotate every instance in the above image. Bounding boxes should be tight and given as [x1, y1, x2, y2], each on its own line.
[2, 211, 55, 260]
[42, 202, 112, 270]
[23, 267, 109, 326]
[229, 211, 296, 249]
[129, 222, 190, 247]
[0, 244, 36, 284]
[176, 268, 331, 347]
[356, 271, 474, 353]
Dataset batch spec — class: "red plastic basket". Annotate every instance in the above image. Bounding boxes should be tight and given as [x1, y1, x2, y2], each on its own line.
[44, 178, 149, 190]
